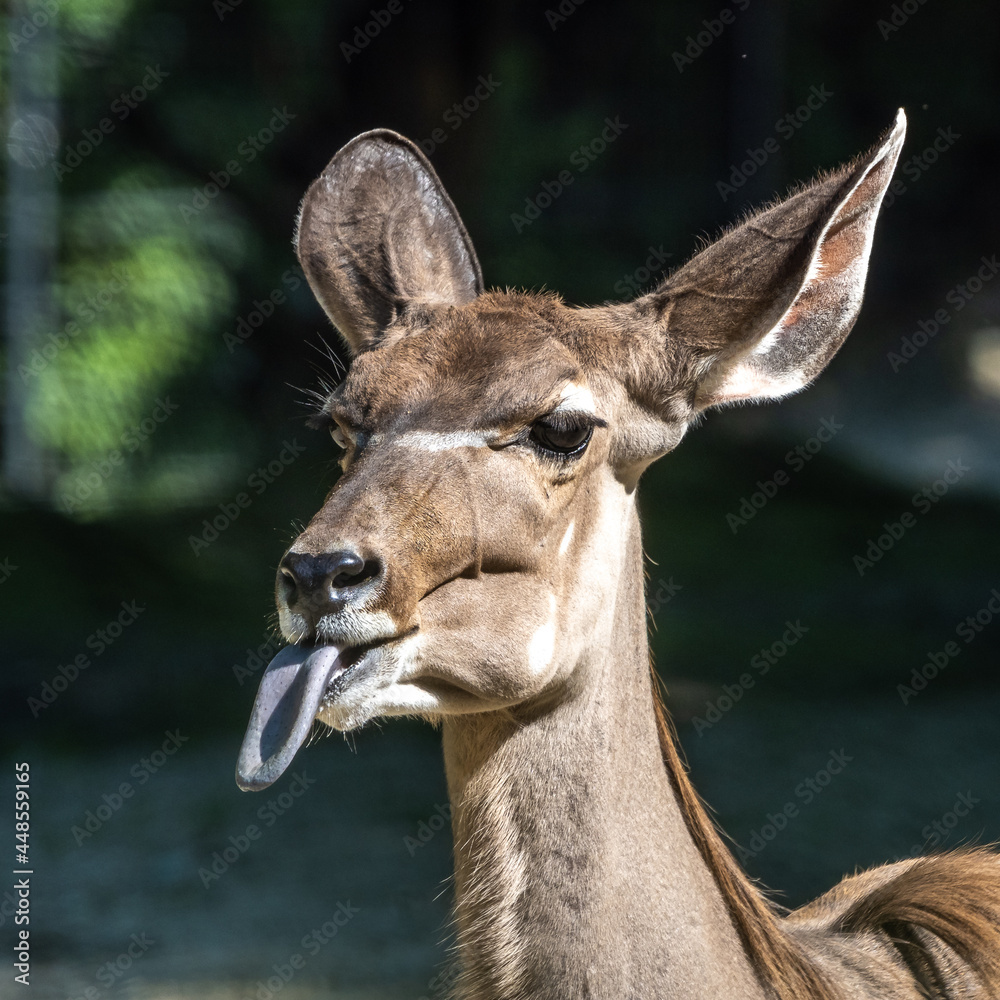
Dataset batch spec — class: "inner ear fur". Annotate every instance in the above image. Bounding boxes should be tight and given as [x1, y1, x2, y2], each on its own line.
[295, 129, 483, 354]
[630, 110, 907, 412]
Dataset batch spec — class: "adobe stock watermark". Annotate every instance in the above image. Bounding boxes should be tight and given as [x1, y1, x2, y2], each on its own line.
[416, 75, 502, 157]
[887, 253, 997, 371]
[901, 791, 980, 858]
[178, 107, 297, 222]
[0, 559, 18, 584]
[245, 906, 360, 1000]
[726, 417, 842, 533]
[691, 620, 808, 735]
[60, 397, 180, 514]
[340, 0, 415, 63]
[232, 631, 284, 686]
[213, 0, 243, 20]
[613, 246, 673, 298]
[27, 600, 146, 718]
[672, 0, 750, 73]
[877, 0, 930, 40]
[896, 588, 1000, 704]
[8, 0, 64, 53]
[418, 961, 462, 1000]
[404, 802, 452, 857]
[716, 85, 833, 203]
[198, 771, 316, 888]
[545, 0, 586, 30]
[736, 749, 853, 862]
[510, 116, 628, 233]
[955, 587, 1000, 645]
[852, 459, 970, 576]
[66, 933, 156, 1000]
[223, 268, 303, 353]
[51, 65, 169, 181]
[17, 266, 132, 383]
[881, 126, 960, 211]
[71, 730, 188, 846]
[647, 576, 683, 620]
[188, 439, 307, 556]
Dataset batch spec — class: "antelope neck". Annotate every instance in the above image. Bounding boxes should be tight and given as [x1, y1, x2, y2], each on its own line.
[441, 503, 766, 1000]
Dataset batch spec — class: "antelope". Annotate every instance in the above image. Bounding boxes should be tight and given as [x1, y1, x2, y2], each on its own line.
[236, 109, 1000, 999]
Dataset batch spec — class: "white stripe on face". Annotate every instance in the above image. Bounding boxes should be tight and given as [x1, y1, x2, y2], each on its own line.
[558, 521, 575, 557]
[388, 430, 498, 452]
[528, 594, 557, 676]
[371, 383, 597, 454]
[554, 382, 597, 416]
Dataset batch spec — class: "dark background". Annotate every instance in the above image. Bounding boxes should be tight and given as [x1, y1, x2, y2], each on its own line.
[3, 1, 999, 997]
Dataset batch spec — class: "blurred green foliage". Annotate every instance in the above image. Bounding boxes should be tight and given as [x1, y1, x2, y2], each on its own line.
[39, 173, 246, 512]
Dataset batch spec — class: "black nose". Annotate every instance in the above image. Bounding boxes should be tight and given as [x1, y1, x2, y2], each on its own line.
[278, 549, 381, 611]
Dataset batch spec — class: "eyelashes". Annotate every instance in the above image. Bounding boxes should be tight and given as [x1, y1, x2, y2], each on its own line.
[528, 417, 594, 457]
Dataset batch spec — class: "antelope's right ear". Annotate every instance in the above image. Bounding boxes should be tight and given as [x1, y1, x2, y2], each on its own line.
[295, 129, 483, 353]
[629, 110, 906, 415]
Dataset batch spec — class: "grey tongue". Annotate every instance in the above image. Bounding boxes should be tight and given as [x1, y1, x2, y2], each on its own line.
[236, 644, 343, 791]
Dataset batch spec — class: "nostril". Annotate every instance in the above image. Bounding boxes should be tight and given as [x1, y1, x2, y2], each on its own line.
[338, 555, 380, 588]
[279, 549, 381, 598]
[329, 551, 365, 587]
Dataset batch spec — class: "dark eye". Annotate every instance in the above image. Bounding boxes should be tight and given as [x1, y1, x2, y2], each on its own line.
[529, 418, 593, 457]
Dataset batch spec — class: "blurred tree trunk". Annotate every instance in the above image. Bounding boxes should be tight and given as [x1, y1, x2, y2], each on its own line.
[3, 0, 60, 499]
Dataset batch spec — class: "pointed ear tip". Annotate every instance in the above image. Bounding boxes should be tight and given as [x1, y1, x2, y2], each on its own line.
[864, 108, 906, 170]
[875, 108, 907, 157]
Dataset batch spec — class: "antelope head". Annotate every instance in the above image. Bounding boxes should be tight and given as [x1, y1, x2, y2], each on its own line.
[237, 113, 905, 791]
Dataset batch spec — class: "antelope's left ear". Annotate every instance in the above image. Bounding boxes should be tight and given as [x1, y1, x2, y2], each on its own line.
[641, 110, 906, 412]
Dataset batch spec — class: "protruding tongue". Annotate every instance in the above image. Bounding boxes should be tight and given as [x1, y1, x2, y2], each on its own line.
[236, 645, 343, 791]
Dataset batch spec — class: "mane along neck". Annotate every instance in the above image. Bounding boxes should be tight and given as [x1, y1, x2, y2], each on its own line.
[649, 675, 837, 998]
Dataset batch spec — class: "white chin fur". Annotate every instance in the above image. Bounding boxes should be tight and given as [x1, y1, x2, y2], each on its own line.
[316, 633, 434, 731]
